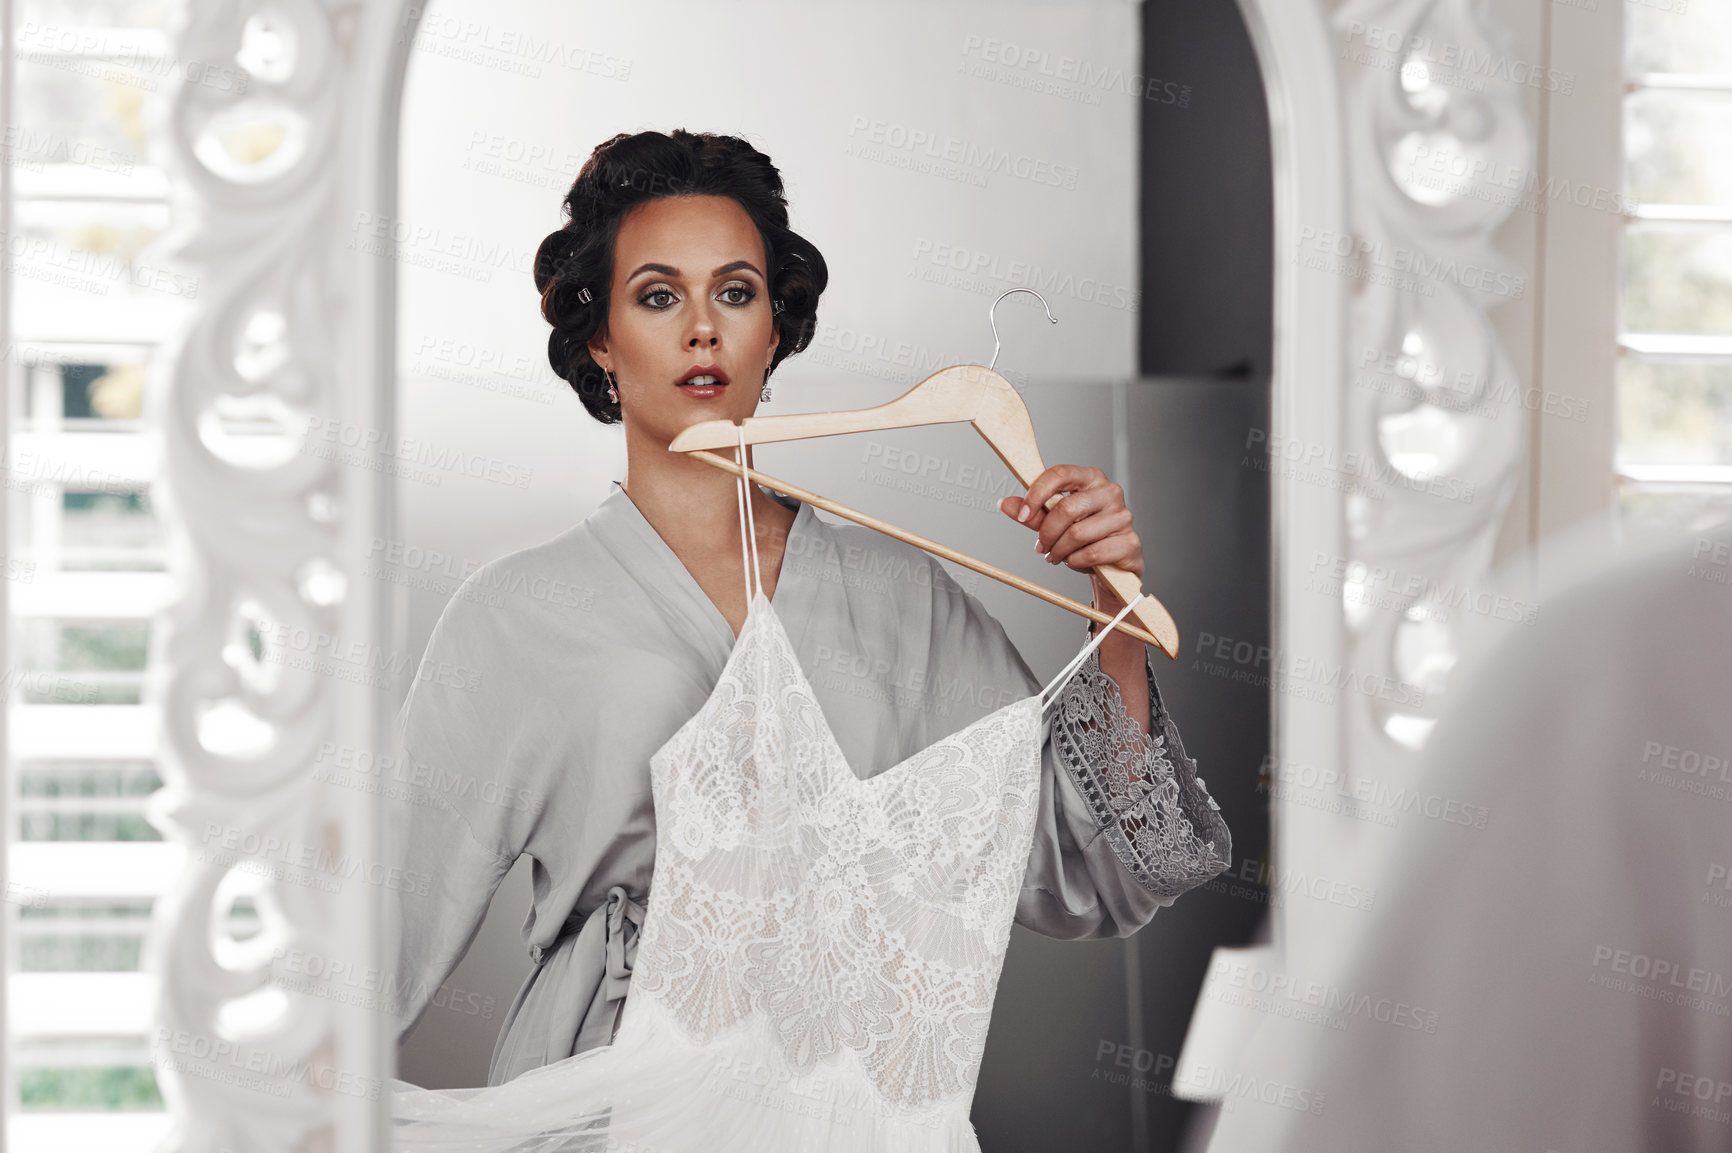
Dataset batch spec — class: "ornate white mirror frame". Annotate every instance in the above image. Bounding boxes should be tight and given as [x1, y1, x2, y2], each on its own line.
[1176, 0, 1535, 1104]
[131, 0, 1529, 1146]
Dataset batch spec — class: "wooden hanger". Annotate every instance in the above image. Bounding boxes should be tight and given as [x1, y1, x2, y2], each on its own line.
[667, 290, 1179, 658]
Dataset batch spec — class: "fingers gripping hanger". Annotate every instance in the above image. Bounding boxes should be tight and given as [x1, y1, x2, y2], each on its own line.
[669, 289, 1179, 658]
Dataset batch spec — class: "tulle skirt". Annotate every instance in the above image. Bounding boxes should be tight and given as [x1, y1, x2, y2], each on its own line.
[390, 992, 983, 1152]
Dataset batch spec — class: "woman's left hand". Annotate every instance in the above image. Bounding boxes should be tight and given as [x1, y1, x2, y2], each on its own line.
[998, 465, 1144, 612]
[1002, 466, 1152, 728]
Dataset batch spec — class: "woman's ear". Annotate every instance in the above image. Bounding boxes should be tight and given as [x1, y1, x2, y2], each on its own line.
[765, 321, 780, 371]
[587, 328, 610, 372]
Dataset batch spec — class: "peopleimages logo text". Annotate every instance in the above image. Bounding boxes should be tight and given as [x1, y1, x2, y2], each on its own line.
[1341, 21, 1574, 94]
[846, 117, 1079, 190]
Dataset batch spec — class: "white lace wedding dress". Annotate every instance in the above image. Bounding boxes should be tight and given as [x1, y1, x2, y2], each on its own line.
[390, 430, 1148, 1151]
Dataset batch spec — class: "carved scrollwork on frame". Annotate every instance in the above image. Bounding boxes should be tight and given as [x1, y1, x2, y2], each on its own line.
[141, 2, 379, 1149]
[1331, 0, 1531, 770]
[1172, 0, 1535, 1111]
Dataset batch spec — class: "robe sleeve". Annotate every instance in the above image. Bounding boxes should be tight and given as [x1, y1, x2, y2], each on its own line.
[384, 573, 535, 1039]
[923, 568, 1231, 940]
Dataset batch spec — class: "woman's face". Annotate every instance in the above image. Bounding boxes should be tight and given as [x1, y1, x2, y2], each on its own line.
[587, 194, 780, 437]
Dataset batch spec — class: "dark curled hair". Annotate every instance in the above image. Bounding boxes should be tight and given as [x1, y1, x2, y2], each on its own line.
[532, 130, 829, 425]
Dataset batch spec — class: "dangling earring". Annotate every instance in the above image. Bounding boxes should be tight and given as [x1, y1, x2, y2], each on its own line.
[766, 304, 783, 404]
[604, 368, 619, 404]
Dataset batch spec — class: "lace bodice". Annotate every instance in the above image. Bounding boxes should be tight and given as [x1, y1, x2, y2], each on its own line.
[631, 583, 1050, 1116]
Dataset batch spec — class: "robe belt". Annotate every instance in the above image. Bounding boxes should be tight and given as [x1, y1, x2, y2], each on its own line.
[528, 884, 649, 1009]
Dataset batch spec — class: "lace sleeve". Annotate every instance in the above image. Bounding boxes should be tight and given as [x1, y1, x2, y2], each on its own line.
[1048, 634, 1231, 900]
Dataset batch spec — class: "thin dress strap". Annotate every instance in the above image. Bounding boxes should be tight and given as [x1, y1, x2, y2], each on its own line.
[734, 423, 763, 601]
[1037, 593, 1147, 715]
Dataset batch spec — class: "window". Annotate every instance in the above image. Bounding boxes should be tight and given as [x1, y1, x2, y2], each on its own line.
[1618, 0, 1732, 532]
[8, 1, 195, 1147]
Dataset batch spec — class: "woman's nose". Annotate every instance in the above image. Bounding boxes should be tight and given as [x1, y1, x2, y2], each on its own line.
[685, 301, 719, 348]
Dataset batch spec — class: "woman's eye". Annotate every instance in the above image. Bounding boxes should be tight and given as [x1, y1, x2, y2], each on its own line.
[639, 288, 676, 308]
[720, 284, 755, 306]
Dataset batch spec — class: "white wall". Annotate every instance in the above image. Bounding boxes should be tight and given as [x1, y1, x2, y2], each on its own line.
[394, 0, 1140, 574]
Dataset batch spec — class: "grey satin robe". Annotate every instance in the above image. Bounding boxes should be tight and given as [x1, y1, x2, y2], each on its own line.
[387, 479, 1231, 1086]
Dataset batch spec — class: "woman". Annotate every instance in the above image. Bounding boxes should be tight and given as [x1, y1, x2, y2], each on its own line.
[387, 129, 1231, 1087]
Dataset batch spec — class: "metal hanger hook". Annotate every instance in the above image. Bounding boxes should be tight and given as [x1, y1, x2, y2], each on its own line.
[988, 288, 1057, 372]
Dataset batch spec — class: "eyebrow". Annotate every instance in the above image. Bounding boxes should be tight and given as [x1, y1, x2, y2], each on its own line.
[625, 260, 765, 281]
